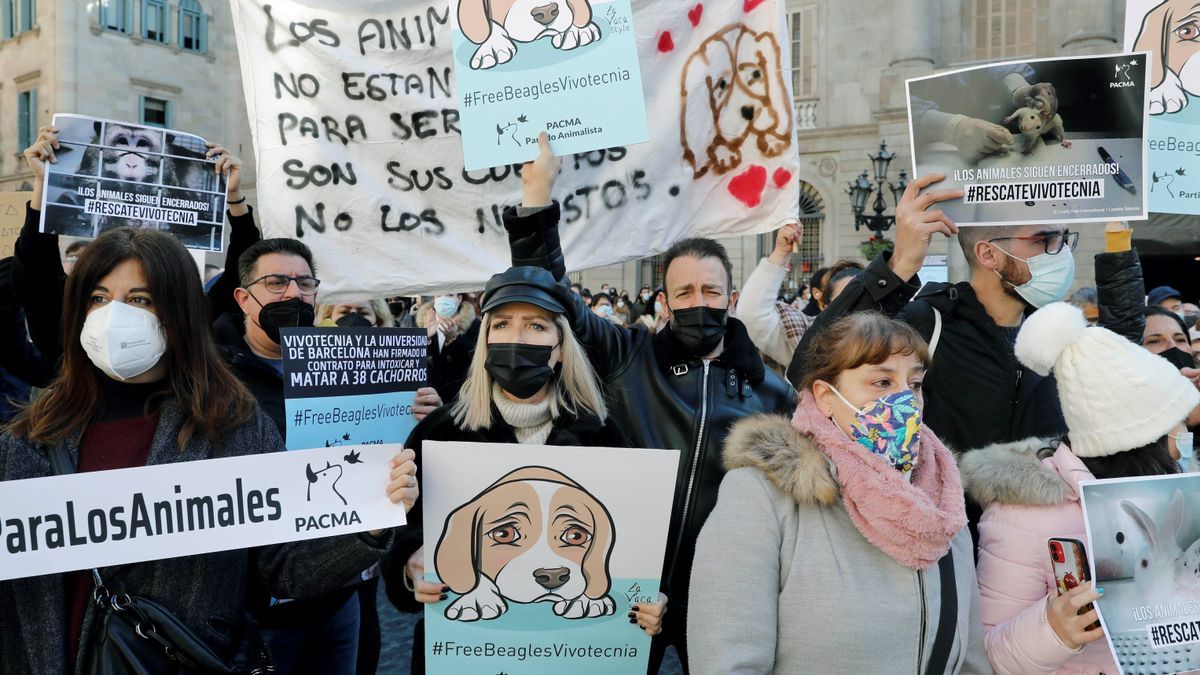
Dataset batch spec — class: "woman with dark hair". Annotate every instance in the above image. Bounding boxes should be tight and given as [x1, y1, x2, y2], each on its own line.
[688, 312, 987, 673]
[1143, 305, 1195, 368]
[0, 227, 419, 674]
[964, 302, 1198, 674]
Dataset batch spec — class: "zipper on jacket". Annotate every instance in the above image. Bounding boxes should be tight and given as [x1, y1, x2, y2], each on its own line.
[1010, 368, 1023, 406]
[917, 568, 927, 674]
[668, 361, 711, 577]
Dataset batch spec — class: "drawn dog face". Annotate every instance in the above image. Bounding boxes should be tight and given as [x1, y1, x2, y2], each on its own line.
[680, 24, 793, 178]
[435, 467, 614, 604]
[1135, 1, 1200, 105]
[100, 124, 162, 183]
[459, 0, 588, 44]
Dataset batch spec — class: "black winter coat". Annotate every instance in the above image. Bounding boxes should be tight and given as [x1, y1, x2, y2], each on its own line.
[502, 204, 797, 617]
[380, 404, 629, 614]
[214, 312, 287, 439]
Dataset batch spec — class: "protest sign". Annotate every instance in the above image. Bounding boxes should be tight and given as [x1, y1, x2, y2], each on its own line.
[229, 0, 799, 300]
[38, 114, 227, 251]
[1081, 474, 1200, 674]
[281, 326, 428, 450]
[0, 192, 31, 257]
[448, 0, 648, 170]
[1125, 0, 1200, 215]
[0, 444, 404, 582]
[905, 53, 1149, 226]
[420, 441, 679, 674]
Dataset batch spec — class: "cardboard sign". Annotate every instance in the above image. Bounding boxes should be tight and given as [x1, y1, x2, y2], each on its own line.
[0, 192, 31, 258]
[281, 326, 429, 450]
[39, 114, 227, 251]
[421, 441, 679, 674]
[906, 53, 1150, 226]
[228, 0, 799, 300]
[1081, 474, 1200, 674]
[0, 444, 405, 582]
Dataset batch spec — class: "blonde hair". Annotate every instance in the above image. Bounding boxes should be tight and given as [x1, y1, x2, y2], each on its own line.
[451, 313, 608, 430]
[315, 299, 394, 327]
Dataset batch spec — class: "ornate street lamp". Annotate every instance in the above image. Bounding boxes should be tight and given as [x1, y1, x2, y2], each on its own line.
[847, 140, 908, 238]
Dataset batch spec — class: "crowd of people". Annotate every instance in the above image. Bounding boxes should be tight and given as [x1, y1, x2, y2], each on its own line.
[2, 123, 1199, 675]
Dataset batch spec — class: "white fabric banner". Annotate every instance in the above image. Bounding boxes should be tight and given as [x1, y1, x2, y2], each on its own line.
[229, 0, 800, 299]
[0, 444, 405, 581]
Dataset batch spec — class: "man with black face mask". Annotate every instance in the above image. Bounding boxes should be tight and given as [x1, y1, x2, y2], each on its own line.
[501, 134, 795, 674]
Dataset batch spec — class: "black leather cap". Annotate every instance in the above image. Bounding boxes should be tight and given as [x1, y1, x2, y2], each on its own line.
[481, 266, 566, 315]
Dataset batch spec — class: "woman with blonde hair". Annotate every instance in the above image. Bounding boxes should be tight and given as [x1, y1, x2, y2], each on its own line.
[381, 266, 664, 674]
[315, 299, 394, 327]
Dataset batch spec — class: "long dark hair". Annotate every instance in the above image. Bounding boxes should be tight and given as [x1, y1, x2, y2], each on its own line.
[1079, 437, 1180, 480]
[8, 228, 257, 448]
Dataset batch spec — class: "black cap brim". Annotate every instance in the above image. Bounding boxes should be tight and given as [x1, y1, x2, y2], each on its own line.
[481, 287, 565, 315]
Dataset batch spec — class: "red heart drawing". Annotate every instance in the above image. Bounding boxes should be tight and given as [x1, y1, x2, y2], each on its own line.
[772, 168, 793, 188]
[687, 4, 703, 26]
[743, 0, 766, 12]
[657, 31, 674, 53]
[727, 165, 768, 208]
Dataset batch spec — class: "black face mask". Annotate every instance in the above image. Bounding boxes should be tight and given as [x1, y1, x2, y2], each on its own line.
[336, 313, 373, 328]
[670, 306, 727, 355]
[485, 343, 557, 399]
[1162, 347, 1197, 371]
[251, 297, 316, 344]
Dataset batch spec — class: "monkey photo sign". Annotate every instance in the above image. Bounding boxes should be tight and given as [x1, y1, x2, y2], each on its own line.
[38, 113, 228, 251]
[420, 441, 679, 674]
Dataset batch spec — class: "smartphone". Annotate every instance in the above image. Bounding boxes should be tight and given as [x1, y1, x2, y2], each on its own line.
[1048, 538, 1100, 630]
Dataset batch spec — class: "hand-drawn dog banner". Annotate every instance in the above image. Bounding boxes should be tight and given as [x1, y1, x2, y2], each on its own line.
[449, 0, 649, 170]
[1125, 0, 1200, 215]
[905, 53, 1149, 226]
[420, 441, 679, 674]
[38, 114, 228, 251]
[1080, 474, 1200, 675]
[229, 0, 799, 300]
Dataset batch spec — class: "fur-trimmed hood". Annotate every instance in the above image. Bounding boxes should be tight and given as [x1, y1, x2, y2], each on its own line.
[722, 414, 839, 506]
[957, 438, 1086, 508]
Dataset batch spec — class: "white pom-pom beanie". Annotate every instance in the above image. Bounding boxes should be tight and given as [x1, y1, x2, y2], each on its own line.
[1015, 302, 1200, 458]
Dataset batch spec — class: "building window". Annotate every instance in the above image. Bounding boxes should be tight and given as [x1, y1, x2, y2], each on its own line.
[972, 0, 1035, 61]
[790, 7, 817, 100]
[17, 0, 31, 31]
[754, 181, 824, 297]
[17, 89, 37, 151]
[100, 0, 132, 33]
[179, 0, 206, 53]
[139, 96, 171, 128]
[638, 254, 666, 293]
[142, 0, 166, 42]
[2, 0, 13, 38]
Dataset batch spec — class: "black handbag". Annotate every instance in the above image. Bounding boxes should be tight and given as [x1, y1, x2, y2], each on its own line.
[47, 445, 276, 675]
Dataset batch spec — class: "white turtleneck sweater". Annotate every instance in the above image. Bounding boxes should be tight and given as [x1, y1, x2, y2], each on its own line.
[492, 385, 554, 445]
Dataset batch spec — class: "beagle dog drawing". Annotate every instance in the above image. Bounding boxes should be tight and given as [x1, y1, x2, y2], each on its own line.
[434, 466, 616, 621]
[457, 0, 601, 70]
[680, 24, 793, 179]
[1134, 0, 1200, 114]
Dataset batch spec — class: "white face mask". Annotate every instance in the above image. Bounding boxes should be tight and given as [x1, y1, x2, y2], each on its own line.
[80, 301, 167, 381]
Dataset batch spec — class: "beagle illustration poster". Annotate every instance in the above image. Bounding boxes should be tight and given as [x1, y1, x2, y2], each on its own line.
[0, 443, 405, 582]
[280, 326, 428, 451]
[1126, 0, 1200, 215]
[1081, 474, 1200, 675]
[38, 113, 228, 251]
[420, 441, 679, 674]
[228, 0, 798, 300]
[905, 53, 1150, 226]
[448, 0, 649, 170]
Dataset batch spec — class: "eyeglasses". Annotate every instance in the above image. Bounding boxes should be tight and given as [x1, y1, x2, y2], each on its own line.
[987, 230, 1079, 256]
[246, 274, 321, 296]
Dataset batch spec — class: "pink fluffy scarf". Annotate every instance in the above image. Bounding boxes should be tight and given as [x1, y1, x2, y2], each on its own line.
[792, 391, 966, 569]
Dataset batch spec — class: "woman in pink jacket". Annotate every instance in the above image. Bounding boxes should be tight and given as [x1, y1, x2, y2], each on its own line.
[961, 302, 1198, 674]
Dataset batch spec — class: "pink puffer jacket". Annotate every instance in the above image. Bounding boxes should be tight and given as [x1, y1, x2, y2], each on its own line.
[960, 440, 1118, 675]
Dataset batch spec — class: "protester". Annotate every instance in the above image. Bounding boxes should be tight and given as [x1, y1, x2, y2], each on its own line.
[0, 227, 418, 674]
[1067, 286, 1099, 325]
[316, 299, 393, 327]
[636, 287, 670, 333]
[1143, 305, 1194, 365]
[961, 302, 1197, 674]
[787, 174, 1146, 538]
[689, 312, 987, 674]
[802, 265, 832, 316]
[739, 222, 815, 366]
[501, 134, 795, 672]
[822, 259, 865, 304]
[420, 293, 482, 404]
[1147, 285, 1184, 315]
[0, 257, 54, 421]
[1184, 302, 1200, 330]
[380, 266, 658, 674]
[631, 285, 653, 322]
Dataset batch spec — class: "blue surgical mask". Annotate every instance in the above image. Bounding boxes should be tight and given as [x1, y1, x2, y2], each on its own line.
[995, 246, 1075, 308]
[654, 301, 663, 316]
[1174, 432, 1194, 473]
[433, 296, 459, 318]
[596, 305, 614, 318]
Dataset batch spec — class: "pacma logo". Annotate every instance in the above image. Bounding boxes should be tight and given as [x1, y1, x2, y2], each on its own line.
[1111, 59, 1138, 88]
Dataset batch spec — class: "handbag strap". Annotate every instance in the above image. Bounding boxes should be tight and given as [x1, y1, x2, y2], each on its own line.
[47, 444, 76, 476]
[925, 549, 958, 675]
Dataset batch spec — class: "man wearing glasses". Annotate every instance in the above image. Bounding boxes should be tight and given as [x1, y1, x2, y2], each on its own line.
[786, 172, 1146, 538]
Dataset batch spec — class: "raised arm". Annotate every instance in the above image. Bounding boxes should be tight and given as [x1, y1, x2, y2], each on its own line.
[14, 127, 67, 366]
[740, 222, 808, 365]
[203, 144, 261, 323]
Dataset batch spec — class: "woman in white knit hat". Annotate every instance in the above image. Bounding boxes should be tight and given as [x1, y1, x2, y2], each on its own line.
[959, 301, 1200, 675]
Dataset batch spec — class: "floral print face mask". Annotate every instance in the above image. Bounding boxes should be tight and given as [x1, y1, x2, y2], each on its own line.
[829, 387, 923, 476]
